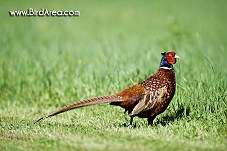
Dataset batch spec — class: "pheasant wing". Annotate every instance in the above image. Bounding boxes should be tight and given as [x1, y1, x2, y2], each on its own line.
[130, 85, 168, 116]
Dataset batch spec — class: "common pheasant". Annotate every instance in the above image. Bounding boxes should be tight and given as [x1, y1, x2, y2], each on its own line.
[35, 51, 180, 126]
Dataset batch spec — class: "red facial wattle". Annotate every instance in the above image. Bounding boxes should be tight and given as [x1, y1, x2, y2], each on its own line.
[166, 52, 177, 64]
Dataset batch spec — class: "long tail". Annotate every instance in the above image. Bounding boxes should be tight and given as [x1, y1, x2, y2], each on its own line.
[34, 95, 122, 124]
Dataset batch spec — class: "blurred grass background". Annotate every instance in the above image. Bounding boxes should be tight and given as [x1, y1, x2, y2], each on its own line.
[0, 0, 226, 151]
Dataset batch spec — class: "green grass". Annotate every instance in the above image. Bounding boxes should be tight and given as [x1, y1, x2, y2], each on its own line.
[0, 0, 226, 150]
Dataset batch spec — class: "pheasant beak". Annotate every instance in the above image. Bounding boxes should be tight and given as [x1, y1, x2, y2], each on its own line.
[174, 54, 180, 59]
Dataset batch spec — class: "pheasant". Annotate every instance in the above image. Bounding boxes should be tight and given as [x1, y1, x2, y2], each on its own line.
[35, 51, 180, 126]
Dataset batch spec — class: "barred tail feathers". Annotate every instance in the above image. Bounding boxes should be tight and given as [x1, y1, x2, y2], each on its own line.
[34, 95, 122, 124]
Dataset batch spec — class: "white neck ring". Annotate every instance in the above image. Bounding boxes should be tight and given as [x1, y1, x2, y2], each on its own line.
[160, 67, 172, 70]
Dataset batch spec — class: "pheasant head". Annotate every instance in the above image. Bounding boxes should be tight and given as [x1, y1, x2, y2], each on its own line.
[160, 51, 180, 69]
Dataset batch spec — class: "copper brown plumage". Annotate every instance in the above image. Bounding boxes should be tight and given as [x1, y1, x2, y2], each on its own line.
[34, 51, 180, 126]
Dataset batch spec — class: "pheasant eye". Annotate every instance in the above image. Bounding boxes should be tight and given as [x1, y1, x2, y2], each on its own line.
[167, 52, 176, 58]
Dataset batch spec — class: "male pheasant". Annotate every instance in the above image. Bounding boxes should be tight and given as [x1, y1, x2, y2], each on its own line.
[35, 51, 179, 126]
